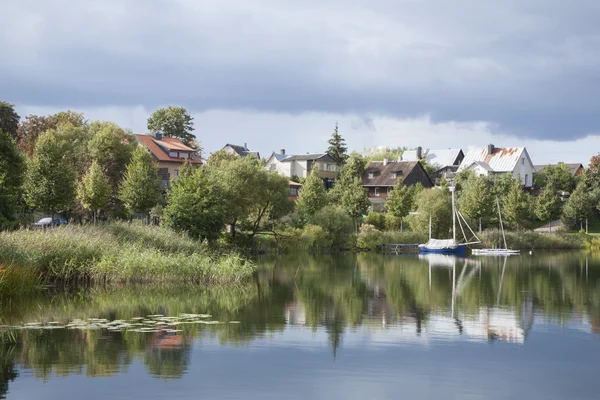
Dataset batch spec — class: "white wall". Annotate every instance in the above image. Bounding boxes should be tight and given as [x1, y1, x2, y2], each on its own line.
[511, 150, 535, 187]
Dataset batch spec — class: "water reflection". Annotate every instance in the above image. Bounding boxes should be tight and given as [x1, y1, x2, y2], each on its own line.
[0, 252, 599, 394]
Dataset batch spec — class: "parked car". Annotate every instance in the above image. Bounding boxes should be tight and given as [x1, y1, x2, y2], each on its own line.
[34, 217, 68, 227]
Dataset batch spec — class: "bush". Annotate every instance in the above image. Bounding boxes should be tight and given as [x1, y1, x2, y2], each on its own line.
[364, 212, 386, 230]
[310, 205, 355, 249]
[357, 226, 427, 250]
[479, 229, 584, 250]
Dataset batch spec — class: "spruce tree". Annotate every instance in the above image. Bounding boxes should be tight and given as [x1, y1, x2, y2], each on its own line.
[118, 146, 161, 217]
[326, 123, 348, 165]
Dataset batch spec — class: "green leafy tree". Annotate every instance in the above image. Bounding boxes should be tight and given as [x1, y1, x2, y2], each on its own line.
[24, 128, 77, 225]
[88, 121, 137, 192]
[77, 161, 112, 223]
[326, 123, 348, 164]
[147, 106, 198, 149]
[118, 146, 161, 217]
[329, 152, 366, 203]
[385, 181, 414, 231]
[338, 177, 370, 231]
[454, 169, 476, 194]
[0, 131, 25, 228]
[17, 111, 85, 157]
[248, 171, 294, 238]
[459, 175, 494, 232]
[502, 178, 532, 230]
[310, 205, 355, 249]
[206, 149, 238, 168]
[534, 164, 576, 192]
[362, 146, 406, 162]
[534, 186, 563, 231]
[0, 101, 20, 140]
[296, 168, 328, 220]
[409, 189, 452, 237]
[492, 173, 514, 200]
[562, 182, 593, 230]
[164, 165, 225, 240]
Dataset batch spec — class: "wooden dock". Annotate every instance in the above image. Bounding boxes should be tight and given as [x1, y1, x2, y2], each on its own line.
[379, 244, 420, 254]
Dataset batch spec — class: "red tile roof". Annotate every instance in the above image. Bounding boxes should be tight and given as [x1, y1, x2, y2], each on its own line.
[136, 134, 202, 164]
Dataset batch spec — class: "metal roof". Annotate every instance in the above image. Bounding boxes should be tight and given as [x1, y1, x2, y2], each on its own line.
[283, 153, 335, 162]
[459, 146, 525, 173]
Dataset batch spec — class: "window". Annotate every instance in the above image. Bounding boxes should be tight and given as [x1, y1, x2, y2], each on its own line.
[270, 164, 276, 171]
[368, 172, 374, 179]
[391, 172, 397, 179]
[290, 187, 298, 196]
[329, 165, 336, 172]
[169, 151, 178, 158]
[174, 169, 179, 177]
[374, 188, 380, 196]
[522, 158, 525, 166]
[323, 163, 328, 171]
[525, 174, 529, 186]
[181, 152, 189, 159]
[387, 187, 392, 195]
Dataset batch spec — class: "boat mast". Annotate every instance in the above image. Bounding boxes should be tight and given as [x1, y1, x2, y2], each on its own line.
[497, 197, 508, 250]
[429, 215, 432, 241]
[451, 187, 456, 243]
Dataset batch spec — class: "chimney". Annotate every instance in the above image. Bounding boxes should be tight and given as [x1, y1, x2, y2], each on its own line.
[383, 158, 389, 166]
[487, 143, 495, 155]
[398, 155, 403, 162]
[244, 142, 248, 150]
[280, 149, 285, 155]
[416, 146, 423, 159]
[152, 131, 163, 141]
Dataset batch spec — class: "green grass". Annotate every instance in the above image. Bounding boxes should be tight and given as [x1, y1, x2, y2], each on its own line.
[0, 222, 255, 288]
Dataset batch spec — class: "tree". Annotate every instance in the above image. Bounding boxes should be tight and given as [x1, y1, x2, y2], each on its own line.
[362, 146, 406, 162]
[296, 168, 328, 219]
[205, 149, 238, 168]
[0, 131, 25, 228]
[147, 106, 197, 149]
[248, 171, 293, 238]
[459, 175, 494, 232]
[310, 205, 355, 249]
[77, 161, 112, 223]
[339, 177, 370, 231]
[87, 121, 137, 192]
[534, 164, 576, 192]
[118, 146, 161, 217]
[386, 181, 414, 231]
[492, 173, 514, 200]
[0, 101, 19, 140]
[502, 178, 532, 230]
[409, 189, 452, 238]
[24, 128, 77, 225]
[17, 111, 86, 157]
[329, 152, 366, 203]
[164, 165, 226, 240]
[534, 186, 563, 231]
[563, 182, 593, 230]
[326, 123, 348, 164]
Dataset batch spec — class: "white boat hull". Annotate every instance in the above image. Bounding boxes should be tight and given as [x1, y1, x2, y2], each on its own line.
[472, 248, 520, 256]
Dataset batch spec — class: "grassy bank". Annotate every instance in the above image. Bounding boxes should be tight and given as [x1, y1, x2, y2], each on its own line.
[478, 229, 585, 250]
[0, 223, 254, 288]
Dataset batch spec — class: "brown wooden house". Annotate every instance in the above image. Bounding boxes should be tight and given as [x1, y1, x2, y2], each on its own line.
[362, 160, 433, 210]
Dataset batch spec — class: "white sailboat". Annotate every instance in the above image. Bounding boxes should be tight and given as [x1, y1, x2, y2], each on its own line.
[472, 198, 520, 256]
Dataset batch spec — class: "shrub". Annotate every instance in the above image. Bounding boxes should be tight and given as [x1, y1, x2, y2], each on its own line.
[310, 205, 355, 249]
[479, 229, 584, 250]
[364, 212, 386, 230]
[357, 226, 427, 250]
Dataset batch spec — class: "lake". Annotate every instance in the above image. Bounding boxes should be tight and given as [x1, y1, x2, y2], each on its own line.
[1, 252, 599, 399]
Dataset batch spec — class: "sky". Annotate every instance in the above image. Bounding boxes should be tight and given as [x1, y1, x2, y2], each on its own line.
[2, 0, 600, 164]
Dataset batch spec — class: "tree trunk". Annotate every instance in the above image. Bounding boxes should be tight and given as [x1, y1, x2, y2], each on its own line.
[479, 218, 482, 233]
[231, 220, 237, 239]
[400, 218, 403, 232]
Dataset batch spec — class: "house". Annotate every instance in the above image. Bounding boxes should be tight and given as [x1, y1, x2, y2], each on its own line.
[288, 181, 302, 201]
[136, 133, 201, 188]
[458, 144, 535, 187]
[264, 149, 339, 188]
[534, 162, 585, 177]
[362, 159, 434, 210]
[402, 147, 464, 185]
[221, 143, 260, 159]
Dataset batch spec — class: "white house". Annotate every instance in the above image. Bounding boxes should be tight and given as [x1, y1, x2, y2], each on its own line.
[402, 147, 464, 169]
[458, 144, 535, 187]
[264, 150, 339, 186]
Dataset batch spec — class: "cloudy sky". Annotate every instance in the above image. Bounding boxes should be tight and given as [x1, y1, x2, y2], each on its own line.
[2, 0, 599, 163]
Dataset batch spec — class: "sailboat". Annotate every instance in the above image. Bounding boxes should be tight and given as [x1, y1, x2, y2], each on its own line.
[472, 198, 520, 256]
[419, 187, 480, 255]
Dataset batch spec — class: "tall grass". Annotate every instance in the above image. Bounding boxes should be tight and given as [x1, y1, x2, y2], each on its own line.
[357, 225, 427, 251]
[478, 229, 585, 250]
[0, 222, 255, 287]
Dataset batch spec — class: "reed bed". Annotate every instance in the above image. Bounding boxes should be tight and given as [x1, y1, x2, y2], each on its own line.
[0, 223, 255, 287]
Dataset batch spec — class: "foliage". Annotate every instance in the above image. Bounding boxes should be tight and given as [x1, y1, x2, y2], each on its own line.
[296, 167, 328, 219]
[534, 164, 577, 192]
[385, 181, 414, 229]
[357, 225, 427, 250]
[409, 189, 452, 237]
[338, 177, 370, 223]
[118, 146, 161, 216]
[0, 101, 20, 140]
[454, 169, 476, 193]
[562, 182, 594, 228]
[0, 131, 26, 229]
[491, 173, 514, 199]
[164, 165, 225, 241]
[363, 212, 386, 230]
[501, 178, 532, 229]
[77, 161, 112, 221]
[206, 149, 238, 168]
[534, 186, 563, 227]
[362, 146, 406, 162]
[147, 106, 197, 149]
[479, 229, 584, 250]
[309, 205, 356, 249]
[0, 223, 254, 284]
[300, 224, 332, 250]
[326, 123, 348, 164]
[459, 175, 494, 225]
[23, 127, 78, 221]
[16, 111, 86, 157]
[329, 152, 366, 203]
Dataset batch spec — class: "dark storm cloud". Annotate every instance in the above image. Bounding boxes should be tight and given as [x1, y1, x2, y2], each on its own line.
[1, 0, 600, 140]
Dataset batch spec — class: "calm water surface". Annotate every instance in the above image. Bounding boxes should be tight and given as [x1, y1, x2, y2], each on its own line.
[1, 252, 599, 399]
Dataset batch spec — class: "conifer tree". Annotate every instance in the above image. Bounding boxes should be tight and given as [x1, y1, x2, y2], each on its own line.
[326, 123, 348, 165]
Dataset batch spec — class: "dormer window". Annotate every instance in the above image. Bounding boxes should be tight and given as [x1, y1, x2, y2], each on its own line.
[368, 172, 374, 179]
[181, 152, 189, 159]
[391, 172, 397, 179]
[169, 151, 178, 158]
